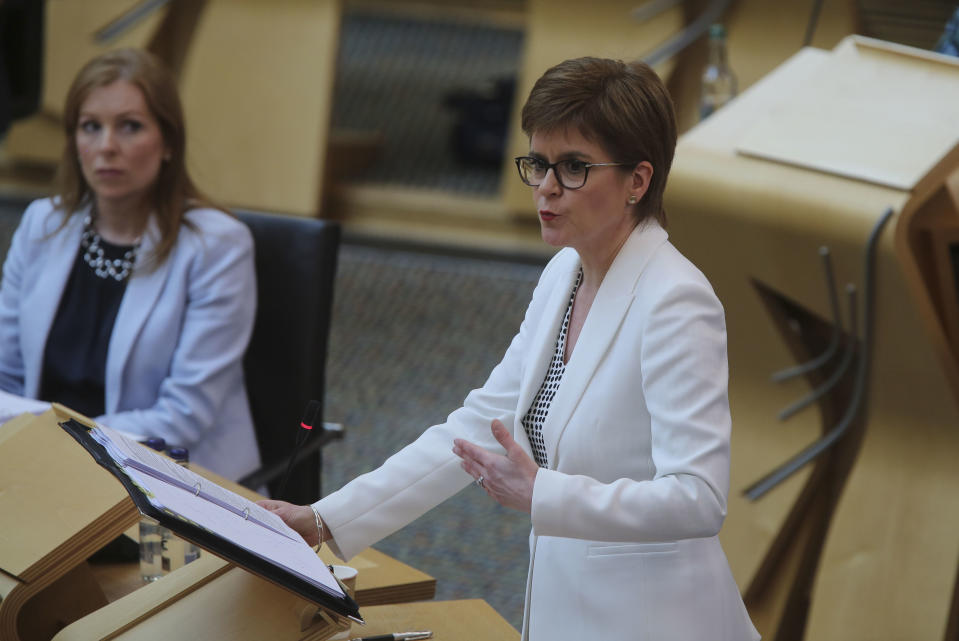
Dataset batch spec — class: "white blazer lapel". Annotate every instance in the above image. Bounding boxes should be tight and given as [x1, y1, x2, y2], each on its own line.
[21, 212, 85, 398]
[104, 216, 172, 413]
[513, 254, 581, 439]
[542, 221, 669, 467]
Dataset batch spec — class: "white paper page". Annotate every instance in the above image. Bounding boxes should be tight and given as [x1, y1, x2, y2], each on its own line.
[91, 425, 302, 541]
[0, 390, 51, 425]
[93, 424, 300, 541]
[92, 425, 198, 489]
[130, 469, 342, 596]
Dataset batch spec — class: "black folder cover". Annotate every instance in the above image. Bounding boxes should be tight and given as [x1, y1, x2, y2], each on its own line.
[60, 418, 362, 622]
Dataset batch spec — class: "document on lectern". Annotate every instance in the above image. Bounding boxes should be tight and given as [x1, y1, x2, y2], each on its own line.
[60, 418, 362, 622]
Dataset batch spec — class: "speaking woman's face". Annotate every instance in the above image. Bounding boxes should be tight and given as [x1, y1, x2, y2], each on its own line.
[75, 80, 168, 215]
[527, 128, 651, 262]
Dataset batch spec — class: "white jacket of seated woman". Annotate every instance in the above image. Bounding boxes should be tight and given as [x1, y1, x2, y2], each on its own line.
[0, 198, 260, 481]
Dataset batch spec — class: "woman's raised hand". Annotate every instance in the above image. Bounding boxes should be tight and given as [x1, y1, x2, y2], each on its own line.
[453, 419, 539, 513]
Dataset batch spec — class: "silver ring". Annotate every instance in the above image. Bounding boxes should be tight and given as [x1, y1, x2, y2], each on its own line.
[476, 476, 485, 488]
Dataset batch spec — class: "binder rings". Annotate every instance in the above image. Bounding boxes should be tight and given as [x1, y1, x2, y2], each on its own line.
[59, 417, 362, 623]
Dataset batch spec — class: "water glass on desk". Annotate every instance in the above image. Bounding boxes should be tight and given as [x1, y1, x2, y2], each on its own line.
[138, 442, 202, 581]
[138, 437, 166, 582]
[160, 447, 202, 573]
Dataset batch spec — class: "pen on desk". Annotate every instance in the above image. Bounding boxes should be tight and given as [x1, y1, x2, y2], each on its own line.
[348, 632, 432, 641]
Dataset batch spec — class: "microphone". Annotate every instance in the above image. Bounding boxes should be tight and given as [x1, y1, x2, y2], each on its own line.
[276, 400, 321, 500]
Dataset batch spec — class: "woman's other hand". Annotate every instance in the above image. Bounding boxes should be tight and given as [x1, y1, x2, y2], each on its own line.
[257, 499, 320, 546]
[453, 419, 539, 513]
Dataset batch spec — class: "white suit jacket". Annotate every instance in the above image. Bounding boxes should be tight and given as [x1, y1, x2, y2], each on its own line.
[316, 220, 759, 640]
[0, 198, 260, 481]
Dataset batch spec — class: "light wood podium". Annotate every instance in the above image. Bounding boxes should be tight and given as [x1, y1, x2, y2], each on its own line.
[0, 406, 435, 641]
[665, 36, 959, 640]
[0, 406, 140, 641]
[326, 599, 519, 641]
[55, 597, 519, 641]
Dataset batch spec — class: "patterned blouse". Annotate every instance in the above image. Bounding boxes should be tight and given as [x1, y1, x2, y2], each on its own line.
[521, 270, 583, 468]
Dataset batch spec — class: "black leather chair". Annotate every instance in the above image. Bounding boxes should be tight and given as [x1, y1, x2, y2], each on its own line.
[235, 210, 342, 505]
[0, 0, 44, 138]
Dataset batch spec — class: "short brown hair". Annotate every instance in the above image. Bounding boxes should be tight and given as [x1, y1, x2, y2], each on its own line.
[57, 48, 214, 264]
[520, 57, 677, 225]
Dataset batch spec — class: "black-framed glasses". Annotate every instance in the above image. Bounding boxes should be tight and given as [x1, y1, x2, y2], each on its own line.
[514, 156, 634, 190]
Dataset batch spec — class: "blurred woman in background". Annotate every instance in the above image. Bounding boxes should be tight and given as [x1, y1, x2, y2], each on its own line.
[0, 48, 259, 481]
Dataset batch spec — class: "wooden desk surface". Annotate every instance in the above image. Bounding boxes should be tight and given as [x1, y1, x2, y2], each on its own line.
[2, 410, 433, 641]
[89, 543, 435, 608]
[667, 37, 959, 641]
[344, 599, 519, 641]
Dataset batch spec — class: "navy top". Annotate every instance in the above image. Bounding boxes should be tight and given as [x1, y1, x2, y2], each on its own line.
[40, 239, 133, 418]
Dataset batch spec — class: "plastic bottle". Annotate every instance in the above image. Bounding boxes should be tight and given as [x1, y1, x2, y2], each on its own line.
[138, 437, 166, 582]
[700, 23, 738, 120]
[159, 447, 201, 573]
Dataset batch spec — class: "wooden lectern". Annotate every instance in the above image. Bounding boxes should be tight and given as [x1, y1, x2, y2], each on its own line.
[1, 406, 436, 641]
[665, 36, 959, 640]
[54, 553, 358, 641]
[0, 406, 140, 641]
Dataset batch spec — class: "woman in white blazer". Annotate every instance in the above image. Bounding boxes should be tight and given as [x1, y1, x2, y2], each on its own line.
[262, 58, 758, 640]
[0, 49, 259, 481]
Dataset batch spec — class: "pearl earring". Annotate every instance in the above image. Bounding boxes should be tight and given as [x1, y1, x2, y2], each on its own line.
[628, 195, 638, 204]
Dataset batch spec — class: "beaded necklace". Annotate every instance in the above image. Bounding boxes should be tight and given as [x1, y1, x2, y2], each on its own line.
[80, 214, 141, 282]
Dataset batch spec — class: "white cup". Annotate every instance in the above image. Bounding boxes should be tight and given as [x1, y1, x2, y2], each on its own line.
[331, 564, 358, 596]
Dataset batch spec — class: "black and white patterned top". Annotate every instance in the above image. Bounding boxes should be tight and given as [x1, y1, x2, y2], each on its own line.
[522, 270, 583, 468]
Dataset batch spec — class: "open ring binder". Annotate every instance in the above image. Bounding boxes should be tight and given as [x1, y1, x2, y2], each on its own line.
[59, 418, 362, 623]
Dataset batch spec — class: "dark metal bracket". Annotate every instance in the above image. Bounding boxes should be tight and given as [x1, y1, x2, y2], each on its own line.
[744, 207, 894, 501]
